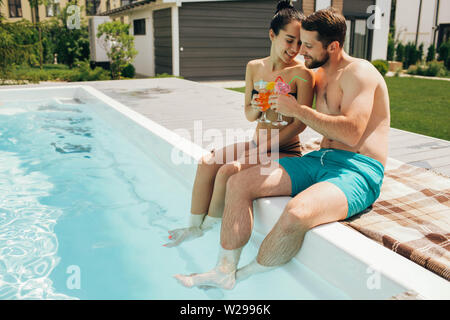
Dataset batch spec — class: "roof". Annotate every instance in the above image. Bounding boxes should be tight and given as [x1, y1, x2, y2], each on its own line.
[100, 0, 157, 16]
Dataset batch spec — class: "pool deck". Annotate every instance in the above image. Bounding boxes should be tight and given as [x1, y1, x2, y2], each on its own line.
[1, 78, 449, 176]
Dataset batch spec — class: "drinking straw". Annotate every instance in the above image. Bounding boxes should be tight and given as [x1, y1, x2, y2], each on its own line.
[288, 76, 308, 85]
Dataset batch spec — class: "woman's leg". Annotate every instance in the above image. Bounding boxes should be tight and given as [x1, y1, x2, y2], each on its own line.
[165, 141, 251, 247]
[207, 152, 297, 219]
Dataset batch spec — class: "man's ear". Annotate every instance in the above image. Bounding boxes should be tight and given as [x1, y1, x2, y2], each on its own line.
[327, 40, 340, 53]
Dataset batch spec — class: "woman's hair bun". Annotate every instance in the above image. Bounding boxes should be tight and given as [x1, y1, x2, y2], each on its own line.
[276, 0, 294, 13]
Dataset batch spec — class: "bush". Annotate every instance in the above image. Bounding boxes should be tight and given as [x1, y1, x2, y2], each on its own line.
[121, 64, 135, 78]
[372, 59, 389, 76]
[68, 60, 111, 81]
[407, 61, 447, 77]
[426, 44, 436, 62]
[7, 61, 111, 83]
[404, 42, 420, 68]
[437, 40, 450, 69]
[395, 43, 405, 62]
[387, 34, 395, 61]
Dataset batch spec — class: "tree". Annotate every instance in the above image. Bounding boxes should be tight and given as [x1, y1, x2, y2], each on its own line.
[50, 2, 90, 68]
[0, 0, 4, 22]
[28, 0, 45, 69]
[426, 44, 435, 62]
[97, 21, 137, 79]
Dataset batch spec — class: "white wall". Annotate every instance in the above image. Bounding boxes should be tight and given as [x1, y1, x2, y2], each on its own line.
[438, 0, 450, 24]
[89, 16, 112, 62]
[395, 0, 450, 50]
[129, 9, 155, 77]
[371, 0, 391, 60]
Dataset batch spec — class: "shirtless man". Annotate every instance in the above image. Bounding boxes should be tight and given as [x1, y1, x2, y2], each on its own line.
[174, 8, 390, 289]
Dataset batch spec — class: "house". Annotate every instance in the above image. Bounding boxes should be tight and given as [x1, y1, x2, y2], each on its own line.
[96, 0, 391, 80]
[0, 0, 111, 22]
[1, 0, 392, 80]
[394, 0, 450, 50]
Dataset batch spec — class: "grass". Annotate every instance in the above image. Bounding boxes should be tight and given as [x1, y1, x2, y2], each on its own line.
[228, 77, 450, 141]
[386, 77, 449, 141]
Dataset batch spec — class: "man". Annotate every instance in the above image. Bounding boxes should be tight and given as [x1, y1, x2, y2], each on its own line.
[174, 8, 390, 289]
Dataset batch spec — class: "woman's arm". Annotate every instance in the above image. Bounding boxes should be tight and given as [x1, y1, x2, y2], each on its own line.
[244, 61, 262, 122]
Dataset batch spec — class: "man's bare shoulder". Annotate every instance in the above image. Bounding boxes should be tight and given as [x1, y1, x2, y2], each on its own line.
[341, 59, 380, 88]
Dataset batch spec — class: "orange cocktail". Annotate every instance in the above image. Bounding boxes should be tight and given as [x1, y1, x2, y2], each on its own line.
[255, 91, 271, 112]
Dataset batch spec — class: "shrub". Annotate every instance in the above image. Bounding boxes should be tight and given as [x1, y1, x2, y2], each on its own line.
[407, 65, 418, 75]
[404, 42, 420, 68]
[121, 64, 135, 78]
[395, 43, 405, 62]
[437, 40, 449, 67]
[407, 61, 447, 77]
[387, 34, 395, 61]
[97, 21, 137, 79]
[426, 44, 436, 62]
[372, 59, 389, 76]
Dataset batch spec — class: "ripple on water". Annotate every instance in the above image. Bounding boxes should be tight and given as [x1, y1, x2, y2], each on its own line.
[0, 151, 75, 300]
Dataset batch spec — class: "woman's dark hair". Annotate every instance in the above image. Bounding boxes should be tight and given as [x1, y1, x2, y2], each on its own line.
[270, 0, 305, 35]
[301, 8, 347, 48]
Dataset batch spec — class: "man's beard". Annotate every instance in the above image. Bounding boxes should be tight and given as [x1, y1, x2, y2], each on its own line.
[304, 52, 330, 69]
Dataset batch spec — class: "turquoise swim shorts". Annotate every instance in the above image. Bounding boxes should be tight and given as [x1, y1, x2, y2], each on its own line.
[276, 148, 385, 219]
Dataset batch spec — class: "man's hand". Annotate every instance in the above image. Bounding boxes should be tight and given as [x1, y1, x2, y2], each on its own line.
[269, 94, 299, 118]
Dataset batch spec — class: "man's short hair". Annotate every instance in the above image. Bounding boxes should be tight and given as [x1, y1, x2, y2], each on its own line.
[302, 8, 347, 48]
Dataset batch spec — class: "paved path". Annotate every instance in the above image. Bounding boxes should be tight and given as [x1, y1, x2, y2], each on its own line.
[1, 78, 449, 176]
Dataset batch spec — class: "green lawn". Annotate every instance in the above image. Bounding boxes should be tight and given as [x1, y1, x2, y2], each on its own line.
[385, 77, 449, 141]
[228, 77, 450, 141]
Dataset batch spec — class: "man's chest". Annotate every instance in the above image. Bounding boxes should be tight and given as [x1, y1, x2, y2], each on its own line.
[315, 74, 343, 115]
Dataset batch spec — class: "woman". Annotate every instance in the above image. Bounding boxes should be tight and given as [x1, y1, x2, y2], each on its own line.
[164, 0, 314, 247]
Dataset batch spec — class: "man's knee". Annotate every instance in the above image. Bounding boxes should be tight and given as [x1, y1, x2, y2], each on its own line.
[279, 200, 313, 232]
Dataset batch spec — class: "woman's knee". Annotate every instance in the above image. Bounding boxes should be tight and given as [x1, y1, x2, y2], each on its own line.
[216, 161, 241, 183]
[197, 152, 222, 175]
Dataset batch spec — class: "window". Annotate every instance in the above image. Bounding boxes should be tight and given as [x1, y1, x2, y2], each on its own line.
[46, 0, 61, 17]
[106, 0, 110, 12]
[86, 0, 101, 16]
[315, 0, 331, 11]
[345, 18, 371, 60]
[133, 19, 146, 35]
[8, 0, 22, 18]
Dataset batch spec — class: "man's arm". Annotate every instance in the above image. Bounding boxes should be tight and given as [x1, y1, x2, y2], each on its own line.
[272, 62, 377, 147]
[256, 68, 315, 152]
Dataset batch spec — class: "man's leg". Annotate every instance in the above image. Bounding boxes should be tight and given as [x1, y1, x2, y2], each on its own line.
[174, 161, 292, 289]
[236, 181, 348, 282]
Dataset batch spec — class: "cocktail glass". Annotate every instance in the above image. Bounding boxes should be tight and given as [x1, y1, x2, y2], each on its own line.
[254, 80, 272, 123]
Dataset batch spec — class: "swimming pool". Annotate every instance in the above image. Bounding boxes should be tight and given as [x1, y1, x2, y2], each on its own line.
[0, 86, 350, 300]
[0, 85, 448, 300]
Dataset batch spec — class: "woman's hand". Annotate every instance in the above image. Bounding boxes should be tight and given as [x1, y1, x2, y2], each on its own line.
[251, 93, 263, 111]
[269, 94, 299, 118]
[164, 227, 204, 247]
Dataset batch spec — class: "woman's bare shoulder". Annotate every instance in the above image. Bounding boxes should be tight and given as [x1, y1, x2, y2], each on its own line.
[292, 63, 315, 83]
[247, 57, 268, 70]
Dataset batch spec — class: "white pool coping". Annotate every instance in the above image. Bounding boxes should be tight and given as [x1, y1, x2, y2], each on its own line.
[1, 85, 449, 300]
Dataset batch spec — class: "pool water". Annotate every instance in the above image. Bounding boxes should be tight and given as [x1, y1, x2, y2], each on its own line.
[0, 96, 349, 300]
